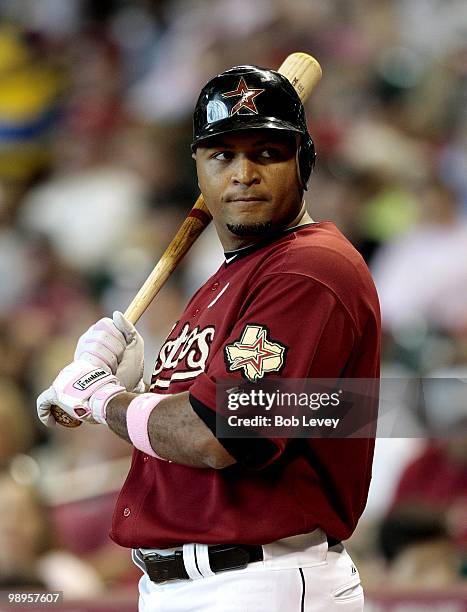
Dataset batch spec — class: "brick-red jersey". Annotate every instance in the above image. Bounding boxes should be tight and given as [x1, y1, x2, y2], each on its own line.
[110, 222, 381, 549]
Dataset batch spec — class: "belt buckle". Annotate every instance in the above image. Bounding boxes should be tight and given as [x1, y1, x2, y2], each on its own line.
[141, 551, 163, 562]
[142, 550, 188, 583]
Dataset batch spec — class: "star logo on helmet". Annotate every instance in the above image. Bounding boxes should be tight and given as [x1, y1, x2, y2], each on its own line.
[222, 77, 265, 116]
[224, 325, 286, 382]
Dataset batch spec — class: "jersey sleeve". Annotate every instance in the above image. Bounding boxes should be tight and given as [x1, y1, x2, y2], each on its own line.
[189, 272, 357, 469]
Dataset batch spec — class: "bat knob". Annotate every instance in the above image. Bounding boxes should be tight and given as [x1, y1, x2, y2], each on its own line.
[51, 405, 82, 428]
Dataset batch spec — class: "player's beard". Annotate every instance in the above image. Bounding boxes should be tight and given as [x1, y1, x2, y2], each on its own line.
[226, 221, 272, 236]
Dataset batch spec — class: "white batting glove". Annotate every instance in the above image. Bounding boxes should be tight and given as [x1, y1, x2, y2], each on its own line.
[74, 312, 144, 393]
[37, 360, 126, 427]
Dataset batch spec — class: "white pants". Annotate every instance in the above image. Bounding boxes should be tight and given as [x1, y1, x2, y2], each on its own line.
[135, 530, 364, 611]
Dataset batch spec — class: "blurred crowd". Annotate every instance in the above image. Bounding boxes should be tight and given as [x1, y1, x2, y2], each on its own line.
[0, 0, 466, 602]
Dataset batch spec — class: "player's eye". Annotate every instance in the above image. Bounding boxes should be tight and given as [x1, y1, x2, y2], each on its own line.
[258, 148, 282, 160]
[211, 151, 234, 161]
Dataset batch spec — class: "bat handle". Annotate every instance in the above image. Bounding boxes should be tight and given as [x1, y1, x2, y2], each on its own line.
[51, 196, 212, 427]
[124, 195, 212, 324]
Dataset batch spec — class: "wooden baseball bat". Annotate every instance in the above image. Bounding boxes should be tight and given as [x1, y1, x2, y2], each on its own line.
[51, 52, 322, 427]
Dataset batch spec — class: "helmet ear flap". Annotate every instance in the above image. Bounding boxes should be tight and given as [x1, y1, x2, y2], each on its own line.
[297, 136, 316, 191]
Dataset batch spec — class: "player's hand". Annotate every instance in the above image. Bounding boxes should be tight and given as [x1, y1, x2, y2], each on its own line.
[37, 359, 126, 427]
[74, 312, 144, 392]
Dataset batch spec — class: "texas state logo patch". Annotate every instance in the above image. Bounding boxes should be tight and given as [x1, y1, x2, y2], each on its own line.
[224, 324, 287, 382]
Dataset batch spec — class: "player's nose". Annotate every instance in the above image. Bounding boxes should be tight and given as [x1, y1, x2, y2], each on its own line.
[230, 155, 260, 186]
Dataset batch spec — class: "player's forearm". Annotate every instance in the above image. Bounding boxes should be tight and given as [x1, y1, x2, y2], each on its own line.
[105, 391, 136, 443]
[106, 391, 235, 469]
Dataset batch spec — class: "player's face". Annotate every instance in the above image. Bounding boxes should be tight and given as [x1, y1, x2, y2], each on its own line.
[195, 130, 303, 250]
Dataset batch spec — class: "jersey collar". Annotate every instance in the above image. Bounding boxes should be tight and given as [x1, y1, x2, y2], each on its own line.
[223, 222, 316, 266]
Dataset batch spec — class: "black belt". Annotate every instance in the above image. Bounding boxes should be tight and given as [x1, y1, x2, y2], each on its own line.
[140, 544, 262, 584]
[140, 536, 341, 584]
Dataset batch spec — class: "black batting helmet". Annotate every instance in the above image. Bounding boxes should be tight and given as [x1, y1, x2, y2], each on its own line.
[192, 65, 315, 189]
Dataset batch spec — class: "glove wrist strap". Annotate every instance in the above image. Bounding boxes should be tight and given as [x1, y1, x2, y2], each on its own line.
[89, 383, 126, 425]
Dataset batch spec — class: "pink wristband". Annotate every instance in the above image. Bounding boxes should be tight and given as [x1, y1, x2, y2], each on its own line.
[126, 393, 168, 460]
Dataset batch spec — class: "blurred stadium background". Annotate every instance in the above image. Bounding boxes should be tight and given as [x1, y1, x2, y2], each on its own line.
[0, 0, 466, 609]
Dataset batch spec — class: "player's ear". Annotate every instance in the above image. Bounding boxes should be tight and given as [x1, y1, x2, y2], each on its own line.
[192, 151, 201, 190]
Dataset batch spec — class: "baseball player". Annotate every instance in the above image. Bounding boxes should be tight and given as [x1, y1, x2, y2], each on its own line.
[37, 66, 381, 611]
